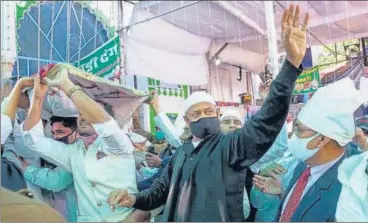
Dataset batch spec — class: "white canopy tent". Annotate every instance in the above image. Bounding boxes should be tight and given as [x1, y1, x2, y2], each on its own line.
[123, 1, 368, 102]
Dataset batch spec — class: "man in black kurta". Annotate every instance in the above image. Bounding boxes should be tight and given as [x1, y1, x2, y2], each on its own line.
[108, 4, 309, 222]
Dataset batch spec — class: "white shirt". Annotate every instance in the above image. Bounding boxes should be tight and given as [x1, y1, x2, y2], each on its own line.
[281, 152, 344, 214]
[192, 141, 201, 148]
[21, 118, 137, 222]
[1, 114, 12, 144]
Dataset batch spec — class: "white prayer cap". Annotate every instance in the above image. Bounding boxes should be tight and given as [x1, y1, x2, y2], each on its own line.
[184, 91, 216, 113]
[220, 109, 243, 124]
[298, 77, 367, 146]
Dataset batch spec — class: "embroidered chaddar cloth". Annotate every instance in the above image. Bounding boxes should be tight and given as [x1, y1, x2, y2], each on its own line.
[39, 63, 149, 127]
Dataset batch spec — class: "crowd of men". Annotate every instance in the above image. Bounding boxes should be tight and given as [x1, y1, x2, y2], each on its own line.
[1, 4, 368, 222]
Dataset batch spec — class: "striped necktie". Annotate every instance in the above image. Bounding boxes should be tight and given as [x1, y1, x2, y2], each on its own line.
[280, 167, 311, 222]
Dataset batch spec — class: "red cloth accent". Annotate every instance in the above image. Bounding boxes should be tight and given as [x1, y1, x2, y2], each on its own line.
[39, 64, 55, 79]
[280, 167, 311, 222]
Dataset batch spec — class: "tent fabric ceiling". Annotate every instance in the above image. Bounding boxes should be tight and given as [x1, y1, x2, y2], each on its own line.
[135, 1, 368, 51]
[125, 1, 368, 88]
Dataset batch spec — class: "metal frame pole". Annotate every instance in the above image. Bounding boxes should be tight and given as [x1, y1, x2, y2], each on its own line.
[1, 0, 17, 98]
[264, 1, 280, 77]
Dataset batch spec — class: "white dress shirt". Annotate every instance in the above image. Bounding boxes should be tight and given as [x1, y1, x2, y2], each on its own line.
[21, 118, 137, 222]
[281, 152, 344, 214]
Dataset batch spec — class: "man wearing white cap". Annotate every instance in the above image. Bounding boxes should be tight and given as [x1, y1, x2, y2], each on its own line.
[253, 77, 367, 222]
[108, 5, 309, 222]
[20, 72, 139, 222]
[219, 109, 243, 133]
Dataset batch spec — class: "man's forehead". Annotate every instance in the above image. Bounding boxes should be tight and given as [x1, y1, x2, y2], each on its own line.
[221, 116, 241, 123]
[51, 122, 71, 130]
[187, 102, 216, 113]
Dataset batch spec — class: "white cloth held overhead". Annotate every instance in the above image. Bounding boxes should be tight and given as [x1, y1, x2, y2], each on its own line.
[183, 91, 216, 113]
[336, 151, 368, 222]
[298, 77, 367, 146]
[220, 109, 243, 124]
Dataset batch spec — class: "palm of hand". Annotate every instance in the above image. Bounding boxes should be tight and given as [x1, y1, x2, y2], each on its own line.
[281, 5, 309, 67]
[283, 27, 306, 62]
[263, 177, 282, 195]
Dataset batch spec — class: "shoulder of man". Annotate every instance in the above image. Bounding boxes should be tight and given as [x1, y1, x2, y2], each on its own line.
[0, 187, 65, 222]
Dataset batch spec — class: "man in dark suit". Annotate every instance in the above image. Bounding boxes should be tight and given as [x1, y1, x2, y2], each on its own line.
[253, 76, 366, 222]
[107, 4, 309, 222]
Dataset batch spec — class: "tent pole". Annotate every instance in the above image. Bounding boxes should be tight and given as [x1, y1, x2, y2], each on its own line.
[209, 43, 229, 62]
[1, 0, 17, 99]
[264, 1, 279, 77]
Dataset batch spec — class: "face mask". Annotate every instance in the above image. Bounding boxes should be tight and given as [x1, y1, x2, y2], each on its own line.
[55, 130, 75, 145]
[288, 133, 320, 162]
[189, 117, 221, 139]
[155, 131, 165, 141]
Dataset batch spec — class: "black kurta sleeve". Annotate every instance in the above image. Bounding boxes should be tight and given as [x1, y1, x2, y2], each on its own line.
[133, 155, 175, 210]
[224, 60, 302, 168]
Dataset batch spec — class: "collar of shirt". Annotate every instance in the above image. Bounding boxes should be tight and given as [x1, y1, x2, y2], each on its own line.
[281, 151, 345, 215]
[308, 151, 345, 185]
[192, 141, 201, 148]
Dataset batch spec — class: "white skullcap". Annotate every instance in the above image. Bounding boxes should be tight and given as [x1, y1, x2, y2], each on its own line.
[220, 109, 243, 124]
[298, 77, 367, 146]
[184, 91, 216, 113]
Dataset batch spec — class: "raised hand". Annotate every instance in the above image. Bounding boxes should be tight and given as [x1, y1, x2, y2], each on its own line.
[108, 189, 136, 211]
[281, 4, 310, 68]
[17, 77, 35, 90]
[33, 75, 49, 99]
[146, 90, 160, 114]
[253, 173, 283, 195]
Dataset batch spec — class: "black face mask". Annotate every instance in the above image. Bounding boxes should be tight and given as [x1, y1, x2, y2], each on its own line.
[55, 130, 75, 144]
[189, 117, 221, 139]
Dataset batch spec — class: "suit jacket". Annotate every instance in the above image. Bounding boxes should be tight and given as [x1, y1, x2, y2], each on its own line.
[276, 154, 346, 222]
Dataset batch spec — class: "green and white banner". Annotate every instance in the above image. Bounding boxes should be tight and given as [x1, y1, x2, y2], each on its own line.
[293, 66, 321, 95]
[74, 36, 120, 78]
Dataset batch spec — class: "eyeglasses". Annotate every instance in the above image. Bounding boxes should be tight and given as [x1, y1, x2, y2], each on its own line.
[292, 121, 317, 137]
